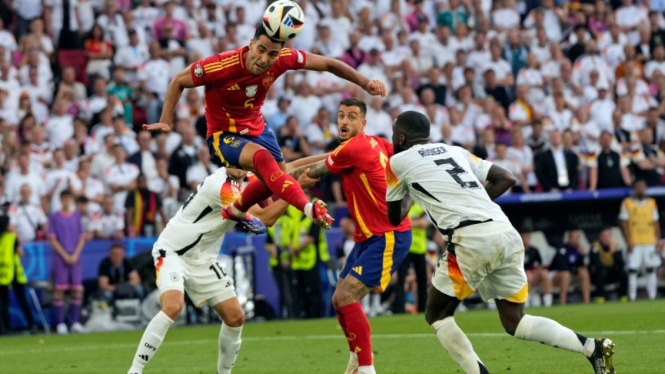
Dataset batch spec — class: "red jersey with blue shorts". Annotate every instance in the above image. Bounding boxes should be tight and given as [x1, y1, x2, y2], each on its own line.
[326, 133, 412, 290]
[191, 47, 306, 168]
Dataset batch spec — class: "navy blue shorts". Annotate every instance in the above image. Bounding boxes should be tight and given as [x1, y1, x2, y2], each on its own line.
[207, 127, 285, 169]
[339, 230, 412, 291]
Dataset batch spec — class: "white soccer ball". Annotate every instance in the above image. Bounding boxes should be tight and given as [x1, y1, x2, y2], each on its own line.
[262, 1, 305, 42]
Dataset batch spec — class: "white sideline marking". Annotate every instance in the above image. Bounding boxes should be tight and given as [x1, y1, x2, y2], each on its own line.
[1, 330, 663, 355]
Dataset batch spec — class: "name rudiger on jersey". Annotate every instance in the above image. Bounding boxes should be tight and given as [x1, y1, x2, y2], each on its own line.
[417, 146, 448, 157]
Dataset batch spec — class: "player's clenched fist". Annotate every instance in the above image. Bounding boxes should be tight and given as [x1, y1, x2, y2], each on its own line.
[143, 123, 172, 133]
[365, 80, 388, 97]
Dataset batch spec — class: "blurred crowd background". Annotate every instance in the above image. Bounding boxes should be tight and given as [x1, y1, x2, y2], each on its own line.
[0, 0, 664, 333]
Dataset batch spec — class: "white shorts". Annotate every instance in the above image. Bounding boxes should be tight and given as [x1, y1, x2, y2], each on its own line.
[155, 251, 236, 307]
[432, 221, 528, 303]
[627, 244, 662, 270]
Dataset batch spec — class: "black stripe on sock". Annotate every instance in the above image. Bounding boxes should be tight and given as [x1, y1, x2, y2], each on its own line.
[575, 332, 588, 347]
[479, 362, 491, 374]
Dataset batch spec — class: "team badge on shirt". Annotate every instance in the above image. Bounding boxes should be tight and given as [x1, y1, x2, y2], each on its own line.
[194, 64, 203, 77]
[245, 85, 258, 98]
[262, 71, 275, 87]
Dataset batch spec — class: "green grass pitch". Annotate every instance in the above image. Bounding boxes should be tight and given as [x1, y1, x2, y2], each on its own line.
[1, 300, 664, 374]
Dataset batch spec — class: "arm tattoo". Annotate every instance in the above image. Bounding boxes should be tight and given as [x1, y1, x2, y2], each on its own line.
[288, 160, 332, 181]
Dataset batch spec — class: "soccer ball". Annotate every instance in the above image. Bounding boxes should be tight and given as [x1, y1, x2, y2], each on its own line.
[262, 1, 305, 42]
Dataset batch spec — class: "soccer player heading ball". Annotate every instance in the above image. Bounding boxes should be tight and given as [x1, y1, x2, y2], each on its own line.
[144, 22, 387, 233]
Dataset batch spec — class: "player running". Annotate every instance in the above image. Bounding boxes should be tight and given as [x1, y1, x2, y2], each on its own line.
[385, 111, 616, 374]
[289, 98, 412, 374]
[127, 162, 320, 374]
[143, 24, 387, 234]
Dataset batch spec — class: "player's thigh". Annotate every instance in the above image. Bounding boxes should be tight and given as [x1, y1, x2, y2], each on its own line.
[639, 244, 662, 270]
[424, 282, 461, 325]
[478, 251, 528, 304]
[185, 261, 236, 308]
[212, 296, 245, 327]
[333, 273, 374, 307]
[155, 254, 188, 296]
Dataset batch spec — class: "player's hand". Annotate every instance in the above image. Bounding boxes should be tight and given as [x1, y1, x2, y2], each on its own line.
[143, 123, 172, 133]
[365, 80, 387, 97]
[297, 167, 319, 188]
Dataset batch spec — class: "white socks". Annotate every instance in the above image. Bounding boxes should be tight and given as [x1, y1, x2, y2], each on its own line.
[646, 272, 658, 300]
[344, 352, 359, 374]
[514, 314, 595, 357]
[543, 294, 553, 307]
[230, 204, 245, 216]
[357, 365, 376, 374]
[128, 311, 174, 374]
[218, 323, 243, 374]
[432, 317, 486, 374]
[303, 202, 314, 221]
[628, 272, 638, 301]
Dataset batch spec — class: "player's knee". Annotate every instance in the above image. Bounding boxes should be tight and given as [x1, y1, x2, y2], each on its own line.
[500, 313, 523, 336]
[162, 300, 184, 320]
[225, 309, 245, 327]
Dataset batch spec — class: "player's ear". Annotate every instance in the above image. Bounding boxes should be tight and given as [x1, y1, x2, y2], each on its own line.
[361, 118, 367, 129]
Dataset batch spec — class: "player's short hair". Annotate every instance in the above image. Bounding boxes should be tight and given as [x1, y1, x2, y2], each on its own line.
[395, 111, 430, 139]
[60, 189, 74, 199]
[253, 23, 284, 46]
[339, 98, 367, 117]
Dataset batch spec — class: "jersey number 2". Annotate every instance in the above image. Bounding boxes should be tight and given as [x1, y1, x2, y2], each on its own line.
[434, 158, 479, 189]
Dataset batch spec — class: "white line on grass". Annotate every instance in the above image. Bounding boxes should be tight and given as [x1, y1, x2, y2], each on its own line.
[1, 330, 663, 355]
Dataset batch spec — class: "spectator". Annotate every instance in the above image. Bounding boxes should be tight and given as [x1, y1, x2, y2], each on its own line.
[92, 195, 125, 240]
[75, 196, 94, 241]
[152, 1, 187, 41]
[149, 159, 179, 217]
[58, 66, 86, 103]
[90, 134, 117, 178]
[168, 126, 198, 189]
[340, 30, 368, 70]
[503, 31, 528, 80]
[114, 29, 149, 84]
[267, 96, 291, 133]
[106, 68, 133, 126]
[48, 189, 86, 334]
[78, 159, 105, 209]
[98, 243, 144, 301]
[112, 115, 139, 155]
[128, 130, 159, 182]
[508, 129, 537, 192]
[5, 153, 47, 209]
[589, 227, 629, 302]
[0, 216, 35, 335]
[157, 24, 186, 81]
[484, 69, 511, 111]
[472, 128, 496, 160]
[536, 129, 580, 192]
[44, 98, 74, 149]
[568, 25, 588, 63]
[29, 125, 54, 168]
[313, 25, 343, 60]
[306, 108, 338, 156]
[84, 24, 114, 81]
[289, 81, 321, 130]
[63, 141, 79, 172]
[547, 92, 574, 132]
[521, 232, 552, 308]
[619, 179, 661, 300]
[266, 210, 298, 319]
[45, 149, 82, 212]
[549, 230, 591, 305]
[186, 146, 216, 190]
[437, 0, 468, 32]
[646, 106, 665, 147]
[407, 39, 434, 80]
[7, 184, 48, 243]
[588, 131, 632, 190]
[104, 144, 140, 212]
[631, 129, 665, 186]
[492, 142, 527, 194]
[278, 116, 311, 162]
[97, 0, 129, 47]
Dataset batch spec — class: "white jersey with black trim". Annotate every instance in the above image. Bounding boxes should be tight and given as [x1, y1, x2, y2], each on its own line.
[153, 168, 248, 264]
[386, 143, 510, 231]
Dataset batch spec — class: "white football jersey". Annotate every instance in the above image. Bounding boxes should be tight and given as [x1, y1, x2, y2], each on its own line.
[153, 168, 248, 264]
[387, 143, 510, 231]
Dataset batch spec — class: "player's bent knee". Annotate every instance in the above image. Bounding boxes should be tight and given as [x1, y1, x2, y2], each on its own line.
[500, 314, 523, 336]
[162, 300, 184, 320]
[224, 309, 245, 327]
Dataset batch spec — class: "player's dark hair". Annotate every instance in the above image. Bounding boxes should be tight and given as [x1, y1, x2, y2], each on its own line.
[254, 23, 284, 46]
[339, 98, 367, 117]
[60, 189, 74, 199]
[395, 111, 430, 139]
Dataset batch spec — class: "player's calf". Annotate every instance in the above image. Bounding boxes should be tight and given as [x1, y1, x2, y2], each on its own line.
[213, 298, 245, 374]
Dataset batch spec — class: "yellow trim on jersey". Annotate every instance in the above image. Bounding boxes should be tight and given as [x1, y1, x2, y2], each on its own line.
[359, 173, 379, 207]
[239, 50, 245, 69]
[353, 193, 373, 239]
[379, 231, 395, 291]
[221, 108, 237, 133]
[212, 132, 229, 167]
[206, 61, 239, 74]
[280, 48, 292, 56]
[333, 140, 349, 157]
[505, 283, 529, 304]
[227, 83, 240, 90]
[204, 56, 239, 71]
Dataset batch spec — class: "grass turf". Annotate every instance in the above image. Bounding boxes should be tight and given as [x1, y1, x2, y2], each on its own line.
[1, 300, 664, 374]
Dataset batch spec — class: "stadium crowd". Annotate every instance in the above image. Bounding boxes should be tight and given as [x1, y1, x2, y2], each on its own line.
[0, 0, 664, 332]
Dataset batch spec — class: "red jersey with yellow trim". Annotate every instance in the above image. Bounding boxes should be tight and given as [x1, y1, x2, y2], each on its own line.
[325, 133, 411, 242]
[191, 46, 307, 137]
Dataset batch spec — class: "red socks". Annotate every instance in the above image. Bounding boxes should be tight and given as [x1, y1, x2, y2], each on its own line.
[339, 302, 373, 366]
[233, 149, 310, 212]
[336, 310, 355, 352]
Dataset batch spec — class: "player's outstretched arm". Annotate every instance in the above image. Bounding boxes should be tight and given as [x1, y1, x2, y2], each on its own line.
[248, 168, 320, 226]
[289, 160, 332, 181]
[284, 153, 331, 172]
[484, 164, 516, 200]
[142, 66, 196, 133]
[387, 195, 414, 227]
[304, 53, 387, 97]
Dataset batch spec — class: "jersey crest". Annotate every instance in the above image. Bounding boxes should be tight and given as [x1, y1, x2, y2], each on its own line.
[245, 85, 258, 97]
[194, 64, 203, 77]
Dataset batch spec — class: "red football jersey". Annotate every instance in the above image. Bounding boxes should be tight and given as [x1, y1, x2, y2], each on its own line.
[191, 46, 307, 137]
[325, 133, 411, 242]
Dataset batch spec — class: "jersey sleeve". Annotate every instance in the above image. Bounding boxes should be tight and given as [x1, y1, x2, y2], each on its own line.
[191, 54, 230, 86]
[386, 156, 408, 202]
[458, 147, 493, 182]
[371, 136, 395, 157]
[274, 49, 307, 73]
[325, 140, 357, 174]
[652, 200, 660, 221]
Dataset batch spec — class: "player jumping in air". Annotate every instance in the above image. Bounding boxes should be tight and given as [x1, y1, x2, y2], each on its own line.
[143, 24, 387, 234]
[290, 98, 412, 374]
[127, 158, 322, 374]
[385, 111, 616, 374]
